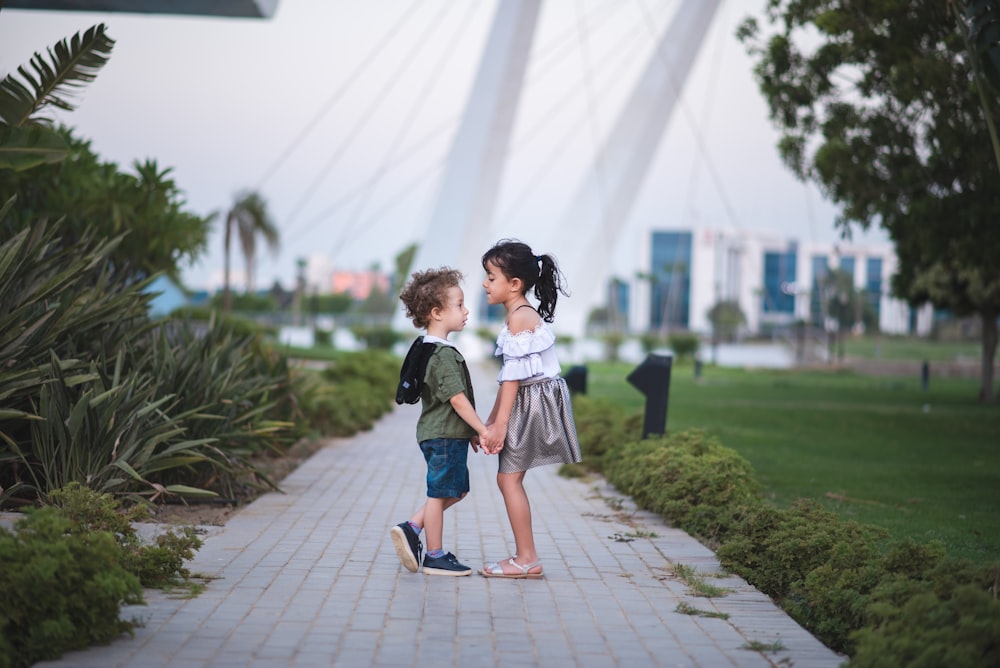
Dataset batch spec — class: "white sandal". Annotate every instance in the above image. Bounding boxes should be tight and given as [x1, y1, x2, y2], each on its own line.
[481, 557, 544, 579]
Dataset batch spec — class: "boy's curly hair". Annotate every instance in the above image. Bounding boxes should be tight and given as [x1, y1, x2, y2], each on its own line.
[398, 267, 463, 329]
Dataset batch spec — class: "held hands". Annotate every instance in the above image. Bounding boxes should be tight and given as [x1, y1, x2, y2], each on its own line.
[478, 422, 506, 455]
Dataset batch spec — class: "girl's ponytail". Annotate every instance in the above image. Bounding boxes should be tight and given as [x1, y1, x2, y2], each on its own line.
[482, 239, 569, 323]
[534, 253, 569, 323]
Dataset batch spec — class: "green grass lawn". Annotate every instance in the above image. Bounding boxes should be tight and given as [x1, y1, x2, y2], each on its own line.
[585, 360, 1000, 564]
[842, 335, 981, 362]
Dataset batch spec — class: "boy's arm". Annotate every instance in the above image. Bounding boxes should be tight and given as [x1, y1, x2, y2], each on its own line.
[449, 392, 488, 453]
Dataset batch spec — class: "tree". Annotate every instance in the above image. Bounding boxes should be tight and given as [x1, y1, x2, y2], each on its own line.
[0, 20, 114, 170]
[222, 190, 279, 311]
[393, 243, 418, 294]
[956, 0, 1000, 175]
[707, 300, 746, 343]
[739, 2, 1000, 401]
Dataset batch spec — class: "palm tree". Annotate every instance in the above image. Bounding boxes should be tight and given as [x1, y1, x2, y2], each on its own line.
[222, 190, 279, 311]
[0, 21, 114, 170]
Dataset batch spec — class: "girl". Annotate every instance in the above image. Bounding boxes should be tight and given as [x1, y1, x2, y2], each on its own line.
[480, 239, 582, 579]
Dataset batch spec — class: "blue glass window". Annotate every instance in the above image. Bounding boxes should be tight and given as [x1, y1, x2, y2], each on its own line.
[650, 232, 692, 329]
[866, 257, 882, 322]
[762, 250, 797, 314]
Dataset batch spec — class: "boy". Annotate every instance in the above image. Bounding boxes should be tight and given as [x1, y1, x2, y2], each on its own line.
[390, 268, 495, 576]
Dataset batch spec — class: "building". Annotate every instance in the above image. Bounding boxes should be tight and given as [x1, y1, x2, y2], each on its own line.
[329, 269, 390, 301]
[627, 228, 932, 338]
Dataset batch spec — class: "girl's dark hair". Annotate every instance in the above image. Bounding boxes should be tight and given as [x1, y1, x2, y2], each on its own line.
[481, 239, 568, 323]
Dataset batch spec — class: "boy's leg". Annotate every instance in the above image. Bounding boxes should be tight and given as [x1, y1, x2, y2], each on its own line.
[419, 439, 471, 576]
[408, 494, 466, 532]
[422, 497, 446, 553]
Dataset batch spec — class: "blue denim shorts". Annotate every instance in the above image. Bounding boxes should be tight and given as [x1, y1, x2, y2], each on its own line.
[419, 438, 470, 499]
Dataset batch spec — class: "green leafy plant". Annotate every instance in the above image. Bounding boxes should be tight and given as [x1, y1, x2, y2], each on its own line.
[0, 23, 114, 170]
[605, 430, 760, 546]
[47, 482, 204, 587]
[0, 507, 142, 668]
[11, 350, 218, 501]
[137, 316, 298, 499]
[667, 332, 700, 361]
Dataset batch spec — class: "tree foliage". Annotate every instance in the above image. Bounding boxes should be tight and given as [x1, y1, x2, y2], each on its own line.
[0, 130, 209, 284]
[707, 299, 747, 342]
[0, 19, 114, 170]
[739, 1, 1000, 400]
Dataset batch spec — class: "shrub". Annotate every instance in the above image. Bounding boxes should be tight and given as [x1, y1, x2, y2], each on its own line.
[605, 430, 760, 546]
[718, 501, 887, 600]
[138, 316, 299, 499]
[572, 397, 1000, 661]
[0, 221, 157, 502]
[297, 350, 398, 437]
[314, 327, 333, 347]
[47, 483, 203, 587]
[668, 332, 700, 360]
[0, 508, 143, 668]
[850, 583, 1000, 667]
[638, 332, 667, 353]
[717, 500, 889, 652]
[571, 395, 632, 472]
[350, 325, 401, 350]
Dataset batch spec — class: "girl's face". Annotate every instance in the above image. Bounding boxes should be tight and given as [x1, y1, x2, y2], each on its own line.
[483, 260, 515, 306]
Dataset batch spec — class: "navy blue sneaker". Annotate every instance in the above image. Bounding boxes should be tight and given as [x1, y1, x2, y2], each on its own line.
[390, 522, 422, 573]
[422, 552, 472, 576]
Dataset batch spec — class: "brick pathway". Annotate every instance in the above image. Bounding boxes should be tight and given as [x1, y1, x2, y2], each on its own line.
[38, 363, 843, 667]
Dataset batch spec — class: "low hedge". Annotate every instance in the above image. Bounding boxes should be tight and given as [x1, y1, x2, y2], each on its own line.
[573, 403, 1000, 664]
[0, 508, 142, 668]
[294, 349, 398, 437]
[0, 483, 205, 667]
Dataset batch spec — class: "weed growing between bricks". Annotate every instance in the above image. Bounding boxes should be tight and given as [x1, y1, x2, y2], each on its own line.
[566, 395, 1000, 666]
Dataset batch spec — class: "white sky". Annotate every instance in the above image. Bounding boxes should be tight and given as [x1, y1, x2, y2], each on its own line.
[0, 0, 887, 292]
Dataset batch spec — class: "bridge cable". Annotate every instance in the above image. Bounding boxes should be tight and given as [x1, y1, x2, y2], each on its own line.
[253, 0, 422, 191]
[281, 0, 455, 230]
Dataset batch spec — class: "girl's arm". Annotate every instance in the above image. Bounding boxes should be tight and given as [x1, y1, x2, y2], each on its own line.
[485, 379, 519, 453]
[486, 307, 540, 453]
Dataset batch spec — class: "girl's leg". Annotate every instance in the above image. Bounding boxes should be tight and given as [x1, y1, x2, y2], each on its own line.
[496, 471, 542, 575]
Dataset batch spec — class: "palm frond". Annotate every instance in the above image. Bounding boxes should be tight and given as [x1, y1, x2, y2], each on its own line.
[0, 125, 69, 170]
[0, 23, 115, 128]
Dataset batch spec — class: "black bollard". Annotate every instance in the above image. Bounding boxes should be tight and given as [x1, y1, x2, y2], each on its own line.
[694, 359, 702, 381]
[564, 365, 588, 395]
[627, 353, 673, 438]
[921, 360, 929, 391]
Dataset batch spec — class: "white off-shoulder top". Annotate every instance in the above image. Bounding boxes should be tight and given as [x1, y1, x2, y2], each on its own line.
[494, 323, 561, 383]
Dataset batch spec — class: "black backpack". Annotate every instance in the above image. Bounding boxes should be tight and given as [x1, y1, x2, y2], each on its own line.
[395, 336, 440, 405]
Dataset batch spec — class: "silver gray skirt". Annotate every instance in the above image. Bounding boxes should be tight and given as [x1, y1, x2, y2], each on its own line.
[498, 376, 583, 474]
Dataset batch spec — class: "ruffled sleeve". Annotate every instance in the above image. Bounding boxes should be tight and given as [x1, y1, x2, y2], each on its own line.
[495, 325, 556, 382]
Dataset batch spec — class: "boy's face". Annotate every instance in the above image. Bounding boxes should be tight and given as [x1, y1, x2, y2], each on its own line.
[435, 285, 469, 334]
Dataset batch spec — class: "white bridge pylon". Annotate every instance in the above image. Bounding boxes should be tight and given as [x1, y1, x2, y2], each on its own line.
[400, 0, 722, 348]
[395, 0, 542, 344]
[546, 0, 723, 337]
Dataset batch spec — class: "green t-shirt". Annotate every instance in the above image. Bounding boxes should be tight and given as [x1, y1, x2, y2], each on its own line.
[415, 344, 476, 443]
